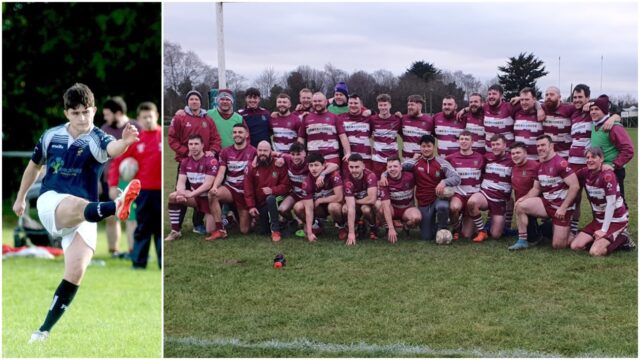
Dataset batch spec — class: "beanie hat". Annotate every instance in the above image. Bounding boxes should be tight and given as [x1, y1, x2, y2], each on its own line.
[216, 89, 234, 103]
[185, 89, 202, 103]
[592, 94, 610, 114]
[334, 82, 348, 97]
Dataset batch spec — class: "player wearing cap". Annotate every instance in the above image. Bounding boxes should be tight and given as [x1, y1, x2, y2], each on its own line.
[327, 81, 349, 115]
[511, 135, 580, 250]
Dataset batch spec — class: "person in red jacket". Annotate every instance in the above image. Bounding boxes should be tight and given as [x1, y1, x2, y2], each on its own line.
[109, 102, 162, 269]
[244, 141, 291, 241]
[168, 90, 222, 234]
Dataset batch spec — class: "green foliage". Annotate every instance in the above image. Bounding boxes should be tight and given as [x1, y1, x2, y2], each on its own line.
[497, 52, 549, 99]
[2, 3, 161, 197]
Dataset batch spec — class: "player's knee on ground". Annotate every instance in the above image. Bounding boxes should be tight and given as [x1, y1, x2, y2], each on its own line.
[589, 239, 609, 256]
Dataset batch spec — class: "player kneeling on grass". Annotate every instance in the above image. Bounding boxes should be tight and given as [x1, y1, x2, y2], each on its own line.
[12, 83, 141, 343]
[466, 134, 514, 242]
[510, 135, 580, 250]
[342, 153, 378, 245]
[244, 141, 291, 242]
[166, 134, 218, 241]
[570, 147, 630, 256]
[293, 152, 344, 242]
[376, 156, 421, 244]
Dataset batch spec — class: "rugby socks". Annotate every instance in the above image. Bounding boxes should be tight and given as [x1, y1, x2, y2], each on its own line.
[472, 214, 484, 232]
[505, 207, 513, 229]
[519, 232, 528, 242]
[39, 279, 79, 332]
[83, 201, 116, 222]
[168, 203, 185, 232]
[215, 222, 223, 231]
[570, 219, 579, 235]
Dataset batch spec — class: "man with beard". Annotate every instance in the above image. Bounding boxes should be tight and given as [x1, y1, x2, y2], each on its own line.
[165, 135, 217, 242]
[467, 134, 513, 242]
[376, 156, 420, 244]
[570, 147, 630, 256]
[513, 87, 543, 160]
[399, 135, 460, 241]
[244, 141, 291, 242]
[589, 95, 634, 204]
[169, 90, 222, 235]
[568, 85, 618, 234]
[507, 142, 542, 250]
[445, 131, 485, 240]
[293, 88, 314, 116]
[433, 96, 466, 157]
[400, 95, 434, 159]
[206, 124, 257, 239]
[298, 92, 351, 165]
[461, 93, 486, 154]
[327, 81, 349, 115]
[541, 86, 577, 159]
[269, 93, 301, 154]
[293, 153, 344, 242]
[209, 89, 246, 148]
[342, 154, 378, 245]
[511, 135, 580, 250]
[275, 142, 339, 237]
[339, 94, 372, 171]
[370, 93, 402, 177]
[240, 87, 271, 148]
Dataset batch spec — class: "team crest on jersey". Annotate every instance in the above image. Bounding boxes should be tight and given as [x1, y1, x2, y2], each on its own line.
[202, 121, 207, 128]
[603, 173, 613, 182]
[262, 116, 267, 122]
[76, 148, 84, 157]
[272, 171, 277, 178]
[325, 117, 330, 122]
[436, 170, 440, 177]
[417, 166, 425, 172]
[50, 157, 64, 174]
[560, 160, 568, 168]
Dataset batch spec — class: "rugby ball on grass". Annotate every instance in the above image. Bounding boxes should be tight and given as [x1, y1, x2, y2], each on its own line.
[435, 229, 453, 245]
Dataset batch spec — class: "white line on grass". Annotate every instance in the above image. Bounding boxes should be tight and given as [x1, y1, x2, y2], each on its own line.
[166, 336, 582, 357]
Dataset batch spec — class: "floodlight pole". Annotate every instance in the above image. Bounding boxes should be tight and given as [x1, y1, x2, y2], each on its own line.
[216, 2, 227, 89]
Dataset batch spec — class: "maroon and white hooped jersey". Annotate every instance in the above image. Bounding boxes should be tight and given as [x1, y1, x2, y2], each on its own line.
[340, 112, 372, 160]
[433, 112, 466, 157]
[219, 144, 257, 193]
[378, 171, 415, 210]
[179, 155, 219, 197]
[282, 154, 309, 200]
[463, 111, 486, 154]
[569, 110, 592, 165]
[270, 113, 302, 153]
[298, 111, 345, 160]
[299, 170, 343, 200]
[401, 114, 434, 159]
[513, 109, 543, 160]
[370, 114, 401, 164]
[537, 154, 575, 211]
[542, 103, 577, 159]
[480, 151, 513, 202]
[576, 168, 628, 224]
[483, 102, 516, 151]
[344, 168, 377, 199]
[445, 151, 485, 199]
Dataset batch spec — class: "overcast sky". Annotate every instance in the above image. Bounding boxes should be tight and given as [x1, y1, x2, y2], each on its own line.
[163, 1, 638, 99]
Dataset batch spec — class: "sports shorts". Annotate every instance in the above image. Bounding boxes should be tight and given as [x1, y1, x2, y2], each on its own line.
[544, 206, 574, 227]
[37, 191, 97, 252]
[580, 220, 628, 254]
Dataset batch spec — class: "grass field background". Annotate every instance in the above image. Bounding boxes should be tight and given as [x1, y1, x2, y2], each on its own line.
[2, 209, 162, 358]
[163, 130, 637, 357]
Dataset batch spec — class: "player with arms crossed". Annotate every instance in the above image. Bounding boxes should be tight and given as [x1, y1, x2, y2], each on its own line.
[13, 83, 141, 342]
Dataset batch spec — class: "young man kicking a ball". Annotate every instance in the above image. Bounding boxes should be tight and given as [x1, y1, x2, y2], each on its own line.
[13, 83, 141, 343]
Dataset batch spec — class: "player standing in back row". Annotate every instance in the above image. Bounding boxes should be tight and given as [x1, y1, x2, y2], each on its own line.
[13, 83, 141, 343]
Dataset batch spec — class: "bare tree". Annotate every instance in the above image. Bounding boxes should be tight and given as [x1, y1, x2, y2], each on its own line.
[347, 70, 377, 109]
[253, 67, 281, 98]
[323, 63, 348, 92]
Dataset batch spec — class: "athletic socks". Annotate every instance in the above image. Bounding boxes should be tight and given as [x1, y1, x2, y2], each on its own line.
[168, 203, 185, 232]
[505, 206, 513, 229]
[472, 214, 484, 233]
[39, 279, 79, 332]
[519, 232, 528, 242]
[83, 201, 116, 222]
[215, 222, 223, 231]
[570, 219, 579, 235]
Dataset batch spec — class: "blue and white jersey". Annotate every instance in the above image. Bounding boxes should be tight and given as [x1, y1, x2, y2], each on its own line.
[32, 123, 114, 201]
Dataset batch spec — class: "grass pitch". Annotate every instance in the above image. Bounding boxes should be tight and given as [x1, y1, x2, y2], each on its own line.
[163, 130, 637, 357]
[2, 218, 162, 358]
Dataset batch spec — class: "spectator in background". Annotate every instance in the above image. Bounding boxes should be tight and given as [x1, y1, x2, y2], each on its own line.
[209, 89, 246, 148]
[101, 96, 139, 258]
[110, 102, 162, 269]
[327, 81, 349, 115]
